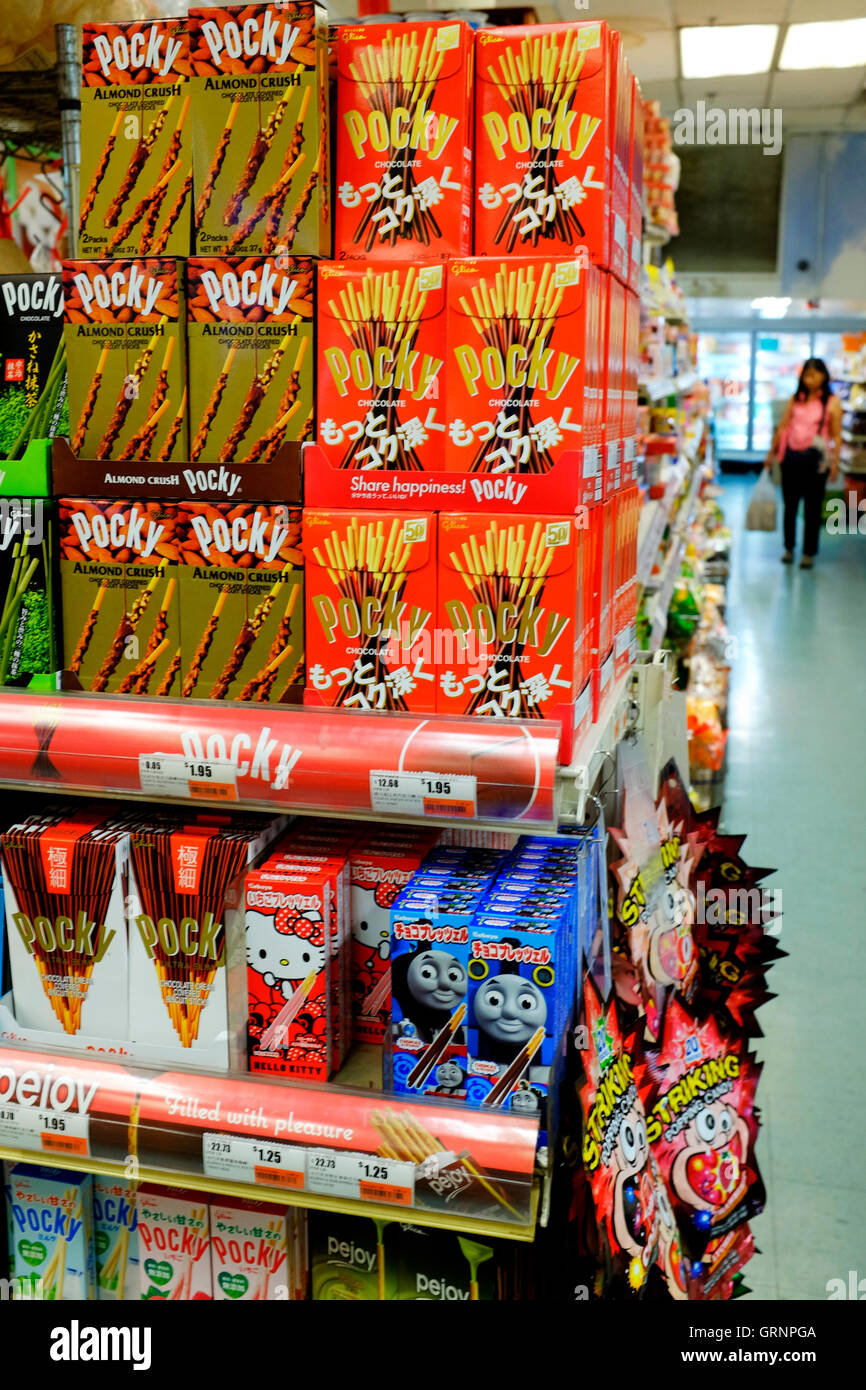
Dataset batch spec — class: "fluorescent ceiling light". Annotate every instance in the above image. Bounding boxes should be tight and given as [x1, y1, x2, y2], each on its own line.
[779, 19, 866, 70]
[751, 297, 791, 318]
[680, 25, 778, 79]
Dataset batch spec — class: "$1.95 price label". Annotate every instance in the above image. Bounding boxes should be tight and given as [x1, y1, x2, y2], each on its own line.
[203, 1134, 415, 1207]
[139, 753, 238, 802]
[370, 769, 476, 820]
[0, 1103, 90, 1158]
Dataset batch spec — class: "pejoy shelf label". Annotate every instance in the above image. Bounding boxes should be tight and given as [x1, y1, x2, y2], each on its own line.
[202, 1132, 415, 1207]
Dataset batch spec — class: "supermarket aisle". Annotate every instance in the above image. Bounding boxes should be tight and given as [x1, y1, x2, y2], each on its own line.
[720, 474, 866, 1301]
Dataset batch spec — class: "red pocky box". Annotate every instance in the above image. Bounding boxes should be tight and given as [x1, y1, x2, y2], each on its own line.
[437, 514, 589, 751]
[621, 288, 640, 483]
[317, 260, 446, 472]
[445, 254, 601, 474]
[304, 508, 437, 712]
[613, 486, 639, 680]
[589, 499, 615, 718]
[335, 20, 473, 259]
[245, 865, 334, 1081]
[601, 270, 625, 498]
[608, 29, 630, 285]
[474, 21, 615, 263]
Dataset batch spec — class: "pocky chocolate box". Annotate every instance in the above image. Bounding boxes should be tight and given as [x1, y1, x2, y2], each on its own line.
[6, 1165, 96, 1301]
[176, 502, 303, 703]
[602, 270, 625, 498]
[1, 806, 129, 1041]
[335, 20, 473, 260]
[304, 508, 436, 712]
[59, 497, 180, 696]
[474, 21, 616, 264]
[628, 76, 644, 294]
[137, 1185, 211, 1299]
[187, 257, 315, 464]
[79, 19, 192, 260]
[0, 273, 67, 461]
[445, 254, 601, 473]
[317, 260, 446, 472]
[437, 513, 588, 729]
[62, 258, 188, 462]
[189, 3, 330, 257]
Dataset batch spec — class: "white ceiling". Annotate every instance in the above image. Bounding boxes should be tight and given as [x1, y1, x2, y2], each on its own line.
[552, 0, 866, 127]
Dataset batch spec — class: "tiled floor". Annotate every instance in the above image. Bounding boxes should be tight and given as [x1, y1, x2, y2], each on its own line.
[718, 473, 865, 1301]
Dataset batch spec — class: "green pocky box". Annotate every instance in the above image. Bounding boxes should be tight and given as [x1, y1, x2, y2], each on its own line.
[0, 274, 67, 462]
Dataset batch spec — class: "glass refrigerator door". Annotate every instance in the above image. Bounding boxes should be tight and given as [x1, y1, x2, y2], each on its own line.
[752, 333, 812, 454]
[697, 331, 753, 456]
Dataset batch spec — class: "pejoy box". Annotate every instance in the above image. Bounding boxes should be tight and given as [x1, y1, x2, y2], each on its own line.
[79, 19, 192, 260]
[437, 513, 591, 758]
[474, 21, 615, 266]
[176, 502, 303, 704]
[59, 497, 181, 697]
[62, 258, 188, 463]
[304, 508, 437, 713]
[317, 260, 446, 473]
[445, 255, 602, 475]
[187, 257, 315, 465]
[335, 20, 473, 261]
[189, 2, 330, 257]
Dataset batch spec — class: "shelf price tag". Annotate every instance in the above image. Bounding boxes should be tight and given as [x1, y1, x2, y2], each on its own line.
[306, 1148, 415, 1206]
[370, 770, 476, 820]
[203, 1133, 306, 1191]
[0, 1103, 90, 1158]
[139, 753, 238, 802]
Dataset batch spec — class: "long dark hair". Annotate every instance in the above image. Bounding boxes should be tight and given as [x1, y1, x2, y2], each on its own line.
[795, 358, 832, 407]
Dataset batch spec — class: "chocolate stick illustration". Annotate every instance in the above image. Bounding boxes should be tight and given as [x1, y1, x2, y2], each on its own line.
[90, 569, 162, 692]
[190, 345, 238, 461]
[406, 1003, 466, 1089]
[224, 85, 296, 225]
[139, 95, 191, 253]
[95, 316, 166, 459]
[181, 586, 228, 697]
[217, 328, 295, 463]
[263, 86, 312, 253]
[195, 97, 240, 230]
[224, 154, 305, 254]
[152, 173, 193, 255]
[156, 387, 187, 463]
[69, 580, 107, 674]
[106, 158, 181, 254]
[481, 1025, 546, 1107]
[208, 570, 286, 700]
[117, 336, 176, 462]
[71, 345, 109, 454]
[156, 647, 181, 697]
[105, 93, 176, 227]
[118, 578, 176, 693]
[80, 106, 125, 234]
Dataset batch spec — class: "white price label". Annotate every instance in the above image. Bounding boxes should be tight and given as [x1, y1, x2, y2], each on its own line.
[370, 770, 476, 820]
[139, 753, 238, 802]
[0, 1103, 90, 1158]
[306, 1148, 415, 1206]
[203, 1133, 306, 1192]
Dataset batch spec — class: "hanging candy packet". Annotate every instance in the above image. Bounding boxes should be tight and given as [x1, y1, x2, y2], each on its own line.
[635, 997, 765, 1262]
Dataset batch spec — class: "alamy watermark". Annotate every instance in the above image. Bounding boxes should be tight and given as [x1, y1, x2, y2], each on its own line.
[825, 492, 866, 535]
[695, 882, 783, 936]
[673, 102, 782, 157]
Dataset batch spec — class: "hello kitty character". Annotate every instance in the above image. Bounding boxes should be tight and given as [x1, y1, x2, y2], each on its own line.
[246, 905, 327, 999]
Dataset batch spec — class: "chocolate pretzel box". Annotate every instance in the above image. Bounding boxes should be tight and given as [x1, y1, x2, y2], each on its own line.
[189, 2, 330, 257]
[59, 498, 181, 697]
[79, 19, 192, 260]
[335, 19, 473, 260]
[176, 501, 303, 703]
[445, 254, 602, 474]
[303, 508, 436, 712]
[62, 258, 188, 463]
[187, 257, 315, 465]
[474, 21, 615, 265]
[317, 259, 447, 472]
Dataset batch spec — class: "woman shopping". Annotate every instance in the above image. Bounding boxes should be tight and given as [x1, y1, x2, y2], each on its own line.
[765, 358, 841, 568]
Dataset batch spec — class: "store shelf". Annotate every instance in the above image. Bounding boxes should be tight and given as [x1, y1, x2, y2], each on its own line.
[646, 463, 705, 648]
[0, 688, 560, 832]
[557, 670, 638, 824]
[639, 371, 700, 402]
[0, 1040, 540, 1240]
[637, 460, 689, 587]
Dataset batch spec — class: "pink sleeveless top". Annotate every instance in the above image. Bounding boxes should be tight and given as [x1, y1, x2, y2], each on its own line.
[781, 397, 828, 457]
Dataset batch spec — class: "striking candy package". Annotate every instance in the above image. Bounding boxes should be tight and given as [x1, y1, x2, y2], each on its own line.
[317, 260, 446, 472]
[189, 3, 330, 257]
[635, 1000, 766, 1263]
[304, 508, 437, 712]
[445, 255, 602, 474]
[79, 19, 192, 259]
[62, 258, 188, 462]
[474, 21, 615, 263]
[187, 257, 315, 463]
[335, 20, 473, 259]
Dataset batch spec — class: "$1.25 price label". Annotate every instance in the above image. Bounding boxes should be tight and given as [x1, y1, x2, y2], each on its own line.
[203, 1133, 306, 1191]
[306, 1149, 415, 1206]
[139, 753, 238, 802]
[370, 770, 476, 820]
[0, 1103, 90, 1158]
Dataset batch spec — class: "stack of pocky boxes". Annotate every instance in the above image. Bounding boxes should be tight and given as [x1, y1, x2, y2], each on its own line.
[389, 837, 586, 1118]
[0, 804, 284, 1067]
[0, 272, 66, 463]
